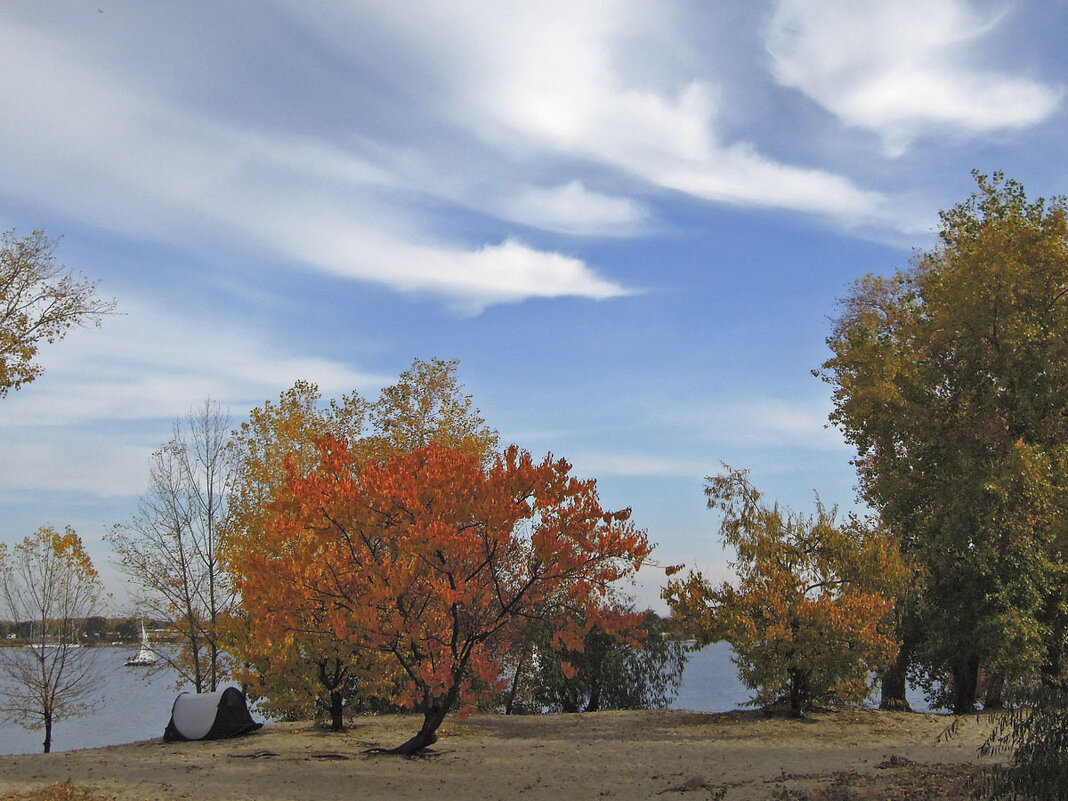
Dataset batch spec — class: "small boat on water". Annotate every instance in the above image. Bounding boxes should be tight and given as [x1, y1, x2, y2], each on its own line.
[124, 621, 157, 667]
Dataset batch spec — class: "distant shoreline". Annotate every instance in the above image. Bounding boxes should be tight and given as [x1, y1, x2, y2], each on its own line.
[0, 708, 998, 801]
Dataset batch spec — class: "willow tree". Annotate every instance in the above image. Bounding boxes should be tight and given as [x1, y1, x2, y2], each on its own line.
[819, 173, 1068, 712]
[509, 607, 687, 715]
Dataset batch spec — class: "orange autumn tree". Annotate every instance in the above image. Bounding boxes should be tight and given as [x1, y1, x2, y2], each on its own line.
[225, 360, 501, 729]
[223, 380, 388, 729]
[223, 583, 397, 728]
[663, 467, 907, 717]
[238, 435, 654, 755]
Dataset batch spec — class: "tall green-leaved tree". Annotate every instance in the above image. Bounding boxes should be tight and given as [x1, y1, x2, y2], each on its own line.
[819, 172, 1068, 712]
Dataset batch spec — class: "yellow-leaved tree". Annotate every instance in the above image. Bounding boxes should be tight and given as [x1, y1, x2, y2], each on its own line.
[0, 527, 107, 752]
[224, 379, 387, 729]
[663, 467, 908, 717]
[0, 229, 115, 398]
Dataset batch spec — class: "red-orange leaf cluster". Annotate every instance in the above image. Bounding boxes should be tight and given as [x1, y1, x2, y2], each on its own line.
[233, 436, 653, 754]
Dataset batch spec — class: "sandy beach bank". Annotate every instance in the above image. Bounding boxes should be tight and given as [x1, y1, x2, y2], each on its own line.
[0, 708, 998, 801]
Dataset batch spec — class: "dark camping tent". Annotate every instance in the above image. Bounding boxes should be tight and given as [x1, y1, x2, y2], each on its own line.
[163, 687, 263, 742]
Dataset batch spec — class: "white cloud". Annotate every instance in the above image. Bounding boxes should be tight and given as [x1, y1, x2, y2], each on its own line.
[284, 223, 633, 314]
[508, 393, 848, 482]
[280, 1, 900, 228]
[571, 451, 710, 479]
[0, 16, 629, 311]
[0, 295, 382, 428]
[765, 0, 1064, 155]
[0, 291, 391, 498]
[494, 75, 889, 218]
[497, 181, 649, 236]
[0, 433, 150, 498]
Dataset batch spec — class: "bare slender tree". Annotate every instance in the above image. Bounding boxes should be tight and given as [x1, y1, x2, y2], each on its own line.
[108, 399, 236, 691]
[0, 527, 107, 753]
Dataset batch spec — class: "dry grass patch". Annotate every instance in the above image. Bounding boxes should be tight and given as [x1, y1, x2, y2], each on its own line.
[2, 782, 116, 801]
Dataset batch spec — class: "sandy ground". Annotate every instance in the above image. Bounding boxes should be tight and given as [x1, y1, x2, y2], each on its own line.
[0, 708, 1000, 801]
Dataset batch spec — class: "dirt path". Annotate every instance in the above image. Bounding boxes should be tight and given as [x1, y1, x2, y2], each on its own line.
[0, 709, 998, 801]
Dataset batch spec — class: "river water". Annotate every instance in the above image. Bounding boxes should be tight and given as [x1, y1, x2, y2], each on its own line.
[0, 643, 924, 755]
[0, 646, 193, 755]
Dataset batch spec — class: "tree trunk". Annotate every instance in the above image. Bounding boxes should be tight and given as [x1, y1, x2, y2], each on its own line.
[43, 715, 52, 754]
[187, 618, 204, 693]
[375, 702, 449, 756]
[209, 639, 219, 692]
[879, 648, 912, 711]
[584, 672, 602, 713]
[982, 672, 1006, 710]
[369, 661, 464, 756]
[1040, 639, 1066, 690]
[950, 656, 980, 714]
[317, 660, 346, 731]
[504, 648, 528, 715]
[584, 656, 604, 713]
[328, 690, 345, 732]
[788, 668, 810, 717]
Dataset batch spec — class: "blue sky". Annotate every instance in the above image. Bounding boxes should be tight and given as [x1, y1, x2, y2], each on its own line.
[1, 1, 1066, 612]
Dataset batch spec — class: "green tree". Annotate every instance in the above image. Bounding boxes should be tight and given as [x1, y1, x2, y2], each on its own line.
[0, 229, 115, 397]
[83, 616, 109, 641]
[663, 468, 906, 717]
[509, 608, 687, 714]
[115, 618, 140, 642]
[819, 173, 1068, 712]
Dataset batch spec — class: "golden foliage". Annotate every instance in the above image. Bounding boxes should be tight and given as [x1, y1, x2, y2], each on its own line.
[664, 467, 908, 716]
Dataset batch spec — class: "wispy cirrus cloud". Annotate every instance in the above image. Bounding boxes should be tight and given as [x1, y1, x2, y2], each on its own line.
[0, 433, 151, 498]
[569, 451, 710, 480]
[495, 181, 650, 237]
[765, 0, 1064, 156]
[0, 295, 383, 428]
[0, 14, 630, 313]
[0, 290, 388, 498]
[699, 395, 848, 453]
[505, 391, 848, 483]
[280, 0, 899, 228]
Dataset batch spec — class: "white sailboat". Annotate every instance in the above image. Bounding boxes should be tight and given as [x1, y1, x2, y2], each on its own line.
[124, 621, 157, 667]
